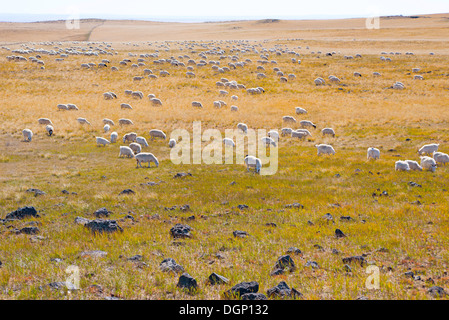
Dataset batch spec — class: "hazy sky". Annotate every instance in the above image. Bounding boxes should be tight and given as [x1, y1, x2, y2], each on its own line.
[2, 0, 448, 18]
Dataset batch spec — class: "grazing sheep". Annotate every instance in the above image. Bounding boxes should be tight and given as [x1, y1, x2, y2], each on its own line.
[281, 128, 293, 136]
[268, 130, 280, 142]
[120, 103, 133, 110]
[353, 72, 362, 77]
[244, 155, 261, 173]
[169, 139, 176, 148]
[295, 107, 307, 114]
[150, 98, 163, 106]
[192, 101, 203, 108]
[38, 118, 52, 125]
[129, 142, 142, 154]
[223, 138, 235, 147]
[230, 106, 239, 112]
[283, 116, 296, 123]
[136, 136, 149, 147]
[219, 90, 228, 97]
[213, 101, 222, 108]
[316, 144, 335, 156]
[231, 95, 238, 101]
[57, 104, 68, 111]
[77, 118, 91, 125]
[291, 130, 308, 140]
[67, 104, 78, 110]
[22, 129, 33, 142]
[418, 143, 439, 156]
[103, 118, 115, 126]
[123, 132, 137, 143]
[103, 92, 117, 100]
[149, 129, 166, 140]
[119, 118, 134, 126]
[414, 75, 424, 80]
[96, 137, 110, 147]
[119, 146, 135, 158]
[104, 124, 110, 133]
[300, 120, 317, 129]
[237, 123, 248, 134]
[131, 91, 143, 99]
[314, 77, 325, 86]
[433, 151, 449, 166]
[46, 125, 54, 136]
[405, 160, 422, 171]
[395, 161, 410, 171]
[420, 156, 437, 172]
[321, 128, 335, 137]
[136, 153, 159, 168]
[110, 132, 118, 143]
[125, 90, 133, 96]
[367, 147, 380, 160]
[261, 136, 277, 147]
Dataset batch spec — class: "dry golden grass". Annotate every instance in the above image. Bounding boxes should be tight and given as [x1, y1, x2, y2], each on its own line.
[0, 15, 449, 300]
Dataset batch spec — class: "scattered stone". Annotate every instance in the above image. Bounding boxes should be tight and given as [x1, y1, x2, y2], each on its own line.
[50, 258, 63, 263]
[285, 203, 304, 209]
[177, 273, 198, 292]
[224, 281, 259, 299]
[377, 247, 389, 253]
[180, 204, 191, 211]
[170, 224, 192, 239]
[313, 244, 324, 251]
[340, 216, 354, 221]
[80, 250, 108, 258]
[343, 264, 352, 272]
[267, 281, 303, 299]
[208, 273, 229, 285]
[61, 189, 70, 194]
[286, 247, 302, 255]
[428, 286, 447, 298]
[26, 188, 46, 196]
[160, 258, 184, 274]
[233, 230, 249, 238]
[274, 255, 296, 272]
[93, 207, 111, 218]
[237, 204, 249, 210]
[323, 213, 333, 221]
[127, 255, 143, 261]
[342, 256, 367, 266]
[335, 173, 341, 178]
[48, 282, 67, 291]
[174, 172, 192, 178]
[307, 220, 314, 226]
[408, 181, 422, 188]
[74, 216, 92, 225]
[19, 226, 39, 235]
[305, 261, 319, 269]
[265, 222, 277, 227]
[332, 249, 340, 255]
[5, 206, 39, 220]
[119, 189, 135, 195]
[335, 228, 346, 238]
[241, 293, 268, 300]
[84, 219, 123, 234]
[229, 181, 237, 186]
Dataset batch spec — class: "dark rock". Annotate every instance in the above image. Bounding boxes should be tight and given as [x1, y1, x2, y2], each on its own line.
[343, 264, 352, 272]
[313, 244, 324, 251]
[229, 181, 237, 186]
[61, 189, 70, 194]
[428, 286, 447, 298]
[48, 282, 66, 290]
[174, 172, 192, 178]
[241, 293, 268, 300]
[286, 247, 302, 255]
[233, 230, 249, 238]
[19, 226, 39, 235]
[335, 229, 346, 238]
[160, 258, 184, 274]
[84, 219, 123, 234]
[342, 256, 366, 266]
[74, 216, 92, 225]
[237, 204, 249, 210]
[305, 261, 319, 269]
[119, 189, 135, 195]
[224, 281, 259, 299]
[177, 273, 198, 292]
[265, 222, 277, 227]
[26, 188, 45, 196]
[170, 224, 192, 238]
[5, 206, 39, 220]
[180, 204, 191, 211]
[208, 273, 229, 285]
[93, 207, 111, 218]
[186, 215, 195, 221]
[274, 255, 296, 272]
[270, 268, 285, 276]
[127, 255, 143, 261]
[285, 203, 304, 209]
[332, 249, 340, 255]
[267, 281, 303, 299]
[340, 216, 354, 221]
[307, 220, 314, 226]
[323, 213, 333, 221]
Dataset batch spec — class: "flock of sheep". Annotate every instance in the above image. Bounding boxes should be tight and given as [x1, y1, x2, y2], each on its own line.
[9, 39, 445, 174]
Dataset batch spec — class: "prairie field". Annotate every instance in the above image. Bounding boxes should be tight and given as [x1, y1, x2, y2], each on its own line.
[0, 14, 449, 300]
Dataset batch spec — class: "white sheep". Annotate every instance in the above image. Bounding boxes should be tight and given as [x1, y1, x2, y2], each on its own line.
[300, 120, 317, 129]
[96, 137, 110, 147]
[418, 143, 439, 156]
[38, 118, 52, 125]
[192, 101, 203, 108]
[433, 151, 449, 166]
[244, 155, 261, 173]
[237, 123, 248, 134]
[46, 125, 54, 136]
[103, 92, 117, 100]
[149, 129, 166, 140]
[129, 142, 142, 154]
[395, 160, 410, 171]
[119, 146, 135, 158]
[67, 104, 79, 111]
[295, 107, 307, 115]
[314, 77, 325, 86]
[405, 160, 422, 171]
[120, 103, 133, 110]
[261, 136, 277, 147]
[268, 130, 280, 142]
[131, 91, 143, 99]
[283, 116, 296, 123]
[22, 129, 33, 142]
[231, 95, 238, 101]
[77, 118, 91, 125]
[110, 132, 118, 143]
[367, 147, 380, 160]
[421, 156, 437, 172]
[119, 118, 134, 126]
[213, 101, 222, 108]
[103, 118, 115, 126]
[291, 130, 308, 140]
[223, 138, 235, 147]
[321, 128, 335, 137]
[136, 136, 149, 147]
[316, 144, 335, 156]
[150, 98, 163, 106]
[104, 124, 110, 133]
[281, 128, 293, 136]
[136, 153, 159, 168]
[169, 139, 176, 148]
[123, 132, 137, 143]
[230, 106, 239, 112]
[57, 104, 68, 111]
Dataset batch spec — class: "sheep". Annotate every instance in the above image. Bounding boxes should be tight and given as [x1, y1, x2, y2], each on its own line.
[281, 128, 293, 136]
[77, 117, 91, 125]
[150, 98, 163, 106]
[103, 92, 117, 100]
[230, 106, 239, 112]
[147, 94, 156, 100]
[129, 142, 142, 154]
[120, 103, 133, 110]
[57, 104, 68, 111]
[291, 130, 308, 140]
[169, 139, 176, 148]
[283, 116, 296, 123]
[192, 101, 203, 108]
[321, 128, 335, 137]
[314, 77, 325, 86]
[131, 136, 147, 148]
[38, 118, 52, 125]
[67, 104, 79, 111]
[110, 132, 118, 143]
[96, 137, 110, 147]
[213, 101, 222, 108]
[237, 123, 248, 134]
[119, 146, 135, 158]
[125, 90, 133, 96]
[119, 118, 134, 126]
[131, 91, 143, 99]
[46, 125, 54, 136]
[223, 138, 235, 147]
[22, 129, 33, 142]
[123, 132, 137, 143]
[367, 147, 380, 160]
[261, 136, 277, 147]
[268, 130, 280, 142]
[295, 107, 307, 115]
[231, 95, 238, 101]
[219, 90, 228, 97]
[149, 129, 166, 140]
[418, 143, 439, 156]
[395, 161, 410, 171]
[353, 72, 362, 77]
[316, 144, 335, 156]
[405, 160, 422, 171]
[135, 153, 159, 168]
[244, 155, 261, 173]
[420, 156, 437, 172]
[103, 118, 115, 126]
[414, 75, 424, 80]
[104, 124, 110, 133]
[433, 151, 449, 166]
[300, 120, 317, 129]
[329, 76, 341, 83]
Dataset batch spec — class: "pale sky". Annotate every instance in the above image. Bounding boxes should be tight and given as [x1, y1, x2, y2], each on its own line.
[2, 0, 448, 18]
